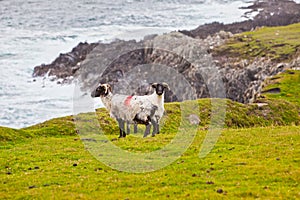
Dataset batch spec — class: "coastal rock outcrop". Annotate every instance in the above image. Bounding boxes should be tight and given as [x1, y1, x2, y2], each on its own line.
[76, 31, 291, 103]
[33, 42, 98, 80]
[76, 31, 230, 102]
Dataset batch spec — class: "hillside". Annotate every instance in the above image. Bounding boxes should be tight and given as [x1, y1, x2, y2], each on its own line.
[1, 67, 300, 198]
[1, 118, 299, 199]
[213, 23, 300, 62]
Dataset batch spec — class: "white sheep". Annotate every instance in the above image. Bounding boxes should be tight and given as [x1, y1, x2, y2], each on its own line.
[91, 83, 158, 138]
[132, 82, 170, 137]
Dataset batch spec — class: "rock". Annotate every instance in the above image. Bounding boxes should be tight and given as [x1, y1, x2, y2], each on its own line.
[77, 31, 226, 102]
[218, 57, 287, 103]
[262, 88, 281, 94]
[256, 103, 268, 108]
[33, 42, 98, 79]
[28, 185, 37, 189]
[217, 189, 224, 194]
[188, 114, 200, 125]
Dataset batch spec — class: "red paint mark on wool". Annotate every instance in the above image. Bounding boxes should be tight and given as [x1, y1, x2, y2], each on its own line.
[124, 96, 133, 106]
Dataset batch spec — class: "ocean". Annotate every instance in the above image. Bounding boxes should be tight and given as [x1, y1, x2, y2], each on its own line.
[0, 0, 262, 128]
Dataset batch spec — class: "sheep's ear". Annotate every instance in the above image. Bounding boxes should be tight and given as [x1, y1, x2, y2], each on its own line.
[162, 82, 170, 90]
[107, 84, 112, 93]
[151, 83, 158, 89]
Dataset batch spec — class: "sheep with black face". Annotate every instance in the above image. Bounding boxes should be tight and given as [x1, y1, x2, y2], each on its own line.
[132, 82, 170, 137]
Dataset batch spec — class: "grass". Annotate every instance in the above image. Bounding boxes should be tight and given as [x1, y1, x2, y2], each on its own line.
[213, 23, 300, 62]
[1, 125, 299, 199]
[262, 70, 300, 105]
[1, 90, 300, 199]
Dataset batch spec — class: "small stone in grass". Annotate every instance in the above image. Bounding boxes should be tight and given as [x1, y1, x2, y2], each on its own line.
[73, 163, 78, 167]
[177, 160, 184, 164]
[29, 185, 37, 189]
[217, 189, 223, 194]
[276, 157, 280, 161]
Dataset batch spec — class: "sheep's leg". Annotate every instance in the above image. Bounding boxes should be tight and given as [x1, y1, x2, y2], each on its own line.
[126, 122, 130, 135]
[134, 123, 138, 133]
[122, 120, 126, 138]
[143, 124, 151, 138]
[117, 119, 126, 138]
[152, 122, 159, 136]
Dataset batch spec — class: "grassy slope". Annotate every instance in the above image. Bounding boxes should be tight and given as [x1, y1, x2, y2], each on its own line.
[1, 94, 300, 199]
[1, 126, 299, 199]
[262, 70, 300, 105]
[213, 23, 300, 62]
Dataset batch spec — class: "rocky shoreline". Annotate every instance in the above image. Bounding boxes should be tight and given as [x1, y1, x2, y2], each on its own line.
[33, 0, 300, 104]
[179, 0, 300, 39]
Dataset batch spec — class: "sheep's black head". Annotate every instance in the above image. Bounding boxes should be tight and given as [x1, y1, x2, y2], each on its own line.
[91, 83, 112, 98]
[152, 82, 170, 96]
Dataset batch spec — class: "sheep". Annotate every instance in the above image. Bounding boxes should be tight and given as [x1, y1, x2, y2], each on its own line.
[91, 83, 158, 138]
[133, 82, 170, 137]
[110, 94, 158, 138]
[109, 82, 170, 137]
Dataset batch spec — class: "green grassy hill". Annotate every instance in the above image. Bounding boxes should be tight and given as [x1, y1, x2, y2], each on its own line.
[213, 23, 300, 62]
[1, 71, 300, 198]
[1, 120, 299, 199]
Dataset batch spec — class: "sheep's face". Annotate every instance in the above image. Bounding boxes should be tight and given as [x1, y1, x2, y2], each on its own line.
[91, 84, 112, 98]
[152, 82, 170, 96]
